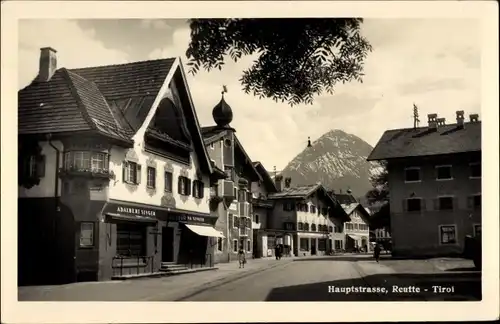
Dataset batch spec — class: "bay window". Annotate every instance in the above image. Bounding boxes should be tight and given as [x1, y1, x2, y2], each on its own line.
[64, 151, 109, 172]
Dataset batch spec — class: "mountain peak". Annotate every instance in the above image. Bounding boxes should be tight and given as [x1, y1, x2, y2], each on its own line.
[281, 129, 378, 198]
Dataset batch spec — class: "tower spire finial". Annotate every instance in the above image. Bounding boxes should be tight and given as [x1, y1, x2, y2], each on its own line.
[222, 85, 228, 96]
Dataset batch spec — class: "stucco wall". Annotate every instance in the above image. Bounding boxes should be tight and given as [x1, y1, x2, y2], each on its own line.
[18, 140, 64, 198]
[388, 154, 481, 256]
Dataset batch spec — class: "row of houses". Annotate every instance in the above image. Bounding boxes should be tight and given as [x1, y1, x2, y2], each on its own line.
[18, 48, 371, 285]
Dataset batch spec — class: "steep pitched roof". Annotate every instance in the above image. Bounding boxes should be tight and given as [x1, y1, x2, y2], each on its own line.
[253, 161, 278, 193]
[340, 202, 371, 220]
[18, 56, 215, 176]
[268, 183, 350, 221]
[367, 122, 481, 161]
[18, 58, 176, 145]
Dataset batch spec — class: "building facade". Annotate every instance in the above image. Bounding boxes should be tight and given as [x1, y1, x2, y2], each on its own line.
[201, 96, 263, 264]
[264, 179, 350, 257]
[331, 192, 371, 252]
[367, 111, 481, 257]
[18, 48, 226, 285]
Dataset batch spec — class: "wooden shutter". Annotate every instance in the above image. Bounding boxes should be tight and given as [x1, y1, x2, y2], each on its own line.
[178, 177, 183, 194]
[122, 161, 128, 182]
[136, 164, 142, 184]
[36, 155, 46, 178]
[192, 180, 197, 198]
[198, 181, 205, 198]
[187, 179, 192, 196]
[402, 199, 407, 212]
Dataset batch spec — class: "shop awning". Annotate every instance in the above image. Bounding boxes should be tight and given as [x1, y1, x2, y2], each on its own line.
[185, 224, 225, 238]
[106, 213, 157, 224]
[347, 234, 360, 240]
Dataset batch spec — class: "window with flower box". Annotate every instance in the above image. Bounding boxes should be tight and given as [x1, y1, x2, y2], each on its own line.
[64, 151, 110, 173]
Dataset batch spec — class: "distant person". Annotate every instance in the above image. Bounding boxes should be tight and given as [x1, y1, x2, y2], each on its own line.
[238, 247, 246, 268]
[278, 244, 283, 260]
[374, 244, 381, 263]
[274, 245, 280, 260]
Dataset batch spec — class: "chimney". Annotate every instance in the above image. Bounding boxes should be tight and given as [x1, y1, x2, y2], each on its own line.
[469, 114, 479, 123]
[427, 113, 438, 130]
[437, 117, 446, 126]
[38, 47, 57, 82]
[284, 177, 292, 188]
[274, 175, 283, 192]
[456, 110, 465, 128]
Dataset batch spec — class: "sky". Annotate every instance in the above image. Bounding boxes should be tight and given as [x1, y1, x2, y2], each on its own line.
[18, 18, 481, 171]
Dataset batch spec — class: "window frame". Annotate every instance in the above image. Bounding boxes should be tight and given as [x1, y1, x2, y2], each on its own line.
[469, 162, 481, 179]
[232, 214, 239, 229]
[232, 239, 238, 252]
[254, 214, 260, 224]
[79, 222, 94, 248]
[246, 239, 251, 252]
[123, 161, 140, 185]
[406, 197, 423, 212]
[438, 224, 458, 245]
[404, 167, 421, 183]
[164, 171, 173, 192]
[299, 238, 309, 251]
[436, 195, 454, 211]
[435, 164, 453, 181]
[146, 166, 156, 189]
[217, 237, 223, 252]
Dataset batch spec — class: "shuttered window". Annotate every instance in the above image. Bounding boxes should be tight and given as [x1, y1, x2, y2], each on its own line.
[123, 161, 141, 184]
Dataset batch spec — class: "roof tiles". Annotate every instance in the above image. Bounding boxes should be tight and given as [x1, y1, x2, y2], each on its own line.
[367, 122, 481, 161]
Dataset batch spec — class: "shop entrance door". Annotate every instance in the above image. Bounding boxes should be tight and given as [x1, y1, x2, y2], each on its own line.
[162, 227, 174, 262]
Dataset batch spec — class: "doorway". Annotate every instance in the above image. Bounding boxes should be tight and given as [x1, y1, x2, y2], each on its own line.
[311, 238, 317, 255]
[162, 227, 174, 262]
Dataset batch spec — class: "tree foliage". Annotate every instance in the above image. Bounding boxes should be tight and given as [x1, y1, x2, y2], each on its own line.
[185, 18, 372, 106]
[365, 161, 390, 230]
[365, 161, 389, 205]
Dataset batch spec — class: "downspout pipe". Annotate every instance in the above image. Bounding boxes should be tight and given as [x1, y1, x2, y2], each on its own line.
[46, 133, 60, 202]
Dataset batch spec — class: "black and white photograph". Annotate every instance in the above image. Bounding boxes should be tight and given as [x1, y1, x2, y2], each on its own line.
[2, 1, 499, 323]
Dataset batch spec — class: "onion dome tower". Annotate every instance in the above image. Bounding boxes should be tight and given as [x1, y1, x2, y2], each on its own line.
[212, 85, 233, 128]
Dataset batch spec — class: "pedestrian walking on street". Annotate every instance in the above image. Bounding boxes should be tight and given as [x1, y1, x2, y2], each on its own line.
[238, 247, 246, 268]
[274, 245, 280, 260]
[374, 243, 381, 263]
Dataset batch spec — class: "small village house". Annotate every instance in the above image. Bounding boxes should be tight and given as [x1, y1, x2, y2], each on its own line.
[265, 179, 350, 257]
[18, 48, 226, 285]
[201, 94, 263, 264]
[331, 190, 372, 252]
[250, 162, 279, 258]
[367, 111, 481, 257]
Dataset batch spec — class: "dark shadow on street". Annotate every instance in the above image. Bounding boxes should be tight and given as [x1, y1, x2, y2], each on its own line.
[445, 267, 478, 272]
[293, 255, 384, 262]
[265, 272, 481, 301]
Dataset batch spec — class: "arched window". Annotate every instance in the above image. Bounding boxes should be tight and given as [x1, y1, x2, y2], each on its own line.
[311, 224, 317, 232]
[297, 222, 304, 231]
[328, 226, 333, 233]
[304, 223, 310, 231]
